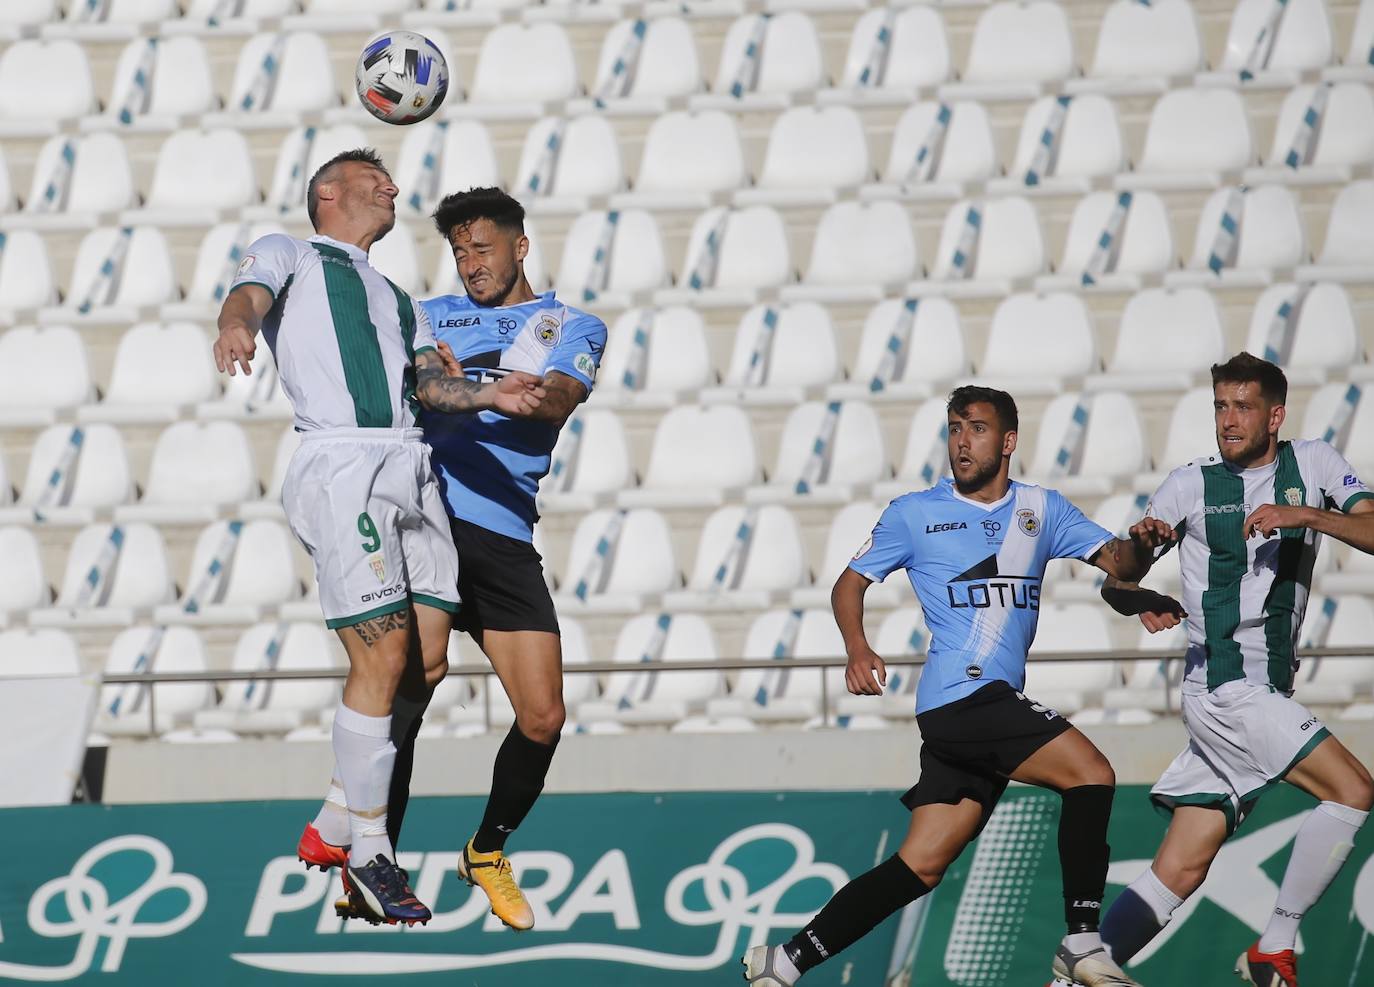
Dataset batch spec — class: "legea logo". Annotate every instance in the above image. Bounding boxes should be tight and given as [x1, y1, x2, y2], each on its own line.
[0, 835, 206, 982]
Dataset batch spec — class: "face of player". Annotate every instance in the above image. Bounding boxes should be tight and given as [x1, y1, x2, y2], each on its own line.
[1214, 380, 1285, 468]
[947, 403, 1015, 497]
[449, 219, 529, 307]
[334, 161, 397, 238]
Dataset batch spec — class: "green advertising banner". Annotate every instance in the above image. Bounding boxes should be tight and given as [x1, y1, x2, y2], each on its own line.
[1, 787, 1370, 985]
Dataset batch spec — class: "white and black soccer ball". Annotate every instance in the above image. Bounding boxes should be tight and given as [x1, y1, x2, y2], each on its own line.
[355, 31, 449, 125]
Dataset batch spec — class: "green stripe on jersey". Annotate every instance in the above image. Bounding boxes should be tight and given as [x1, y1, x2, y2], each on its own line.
[1201, 462, 1247, 690]
[312, 242, 392, 428]
[1262, 441, 1309, 692]
[388, 279, 421, 417]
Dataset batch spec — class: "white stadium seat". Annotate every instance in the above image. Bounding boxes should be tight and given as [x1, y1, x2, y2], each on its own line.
[41, 522, 174, 622]
[119, 422, 258, 524]
[753, 400, 888, 502]
[1029, 391, 1150, 495]
[1174, 185, 1305, 283]
[594, 307, 713, 405]
[740, 106, 870, 207]
[1125, 88, 1253, 188]
[9, 424, 134, 522]
[876, 100, 997, 195]
[930, 196, 1046, 290]
[0, 231, 57, 313]
[257, 124, 368, 216]
[367, 221, 423, 296]
[1323, 543, 1374, 596]
[1103, 622, 1187, 714]
[1294, 597, 1374, 706]
[1152, 388, 1225, 478]
[1218, 0, 1333, 81]
[0, 326, 93, 426]
[1336, 0, 1374, 76]
[195, 622, 341, 736]
[955, 1, 1074, 97]
[669, 206, 791, 303]
[878, 398, 957, 501]
[134, 130, 258, 225]
[83, 322, 218, 424]
[714, 303, 840, 401]
[841, 296, 967, 402]
[300, 0, 413, 13]
[793, 500, 909, 610]
[182, 0, 295, 17]
[978, 292, 1097, 395]
[999, 95, 1125, 193]
[1042, 189, 1174, 291]
[1025, 604, 1118, 714]
[67, 0, 178, 22]
[395, 120, 499, 218]
[103, 35, 217, 128]
[835, 5, 952, 95]
[625, 111, 746, 209]
[557, 508, 678, 611]
[0, 144, 14, 213]
[667, 504, 809, 610]
[793, 201, 918, 301]
[1301, 383, 1374, 475]
[96, 626, 212, 737]
[470, 23, 578, 107]
[20, 132, 136, 229]
[708, 609, 845, 722]
[554, 210, 667, 306]
[541, 408, 634, 511]
[0, 40, 94, 133]
[0, 1, 57, 32]
[223, 32, 337, 118]
[1244, 283, 1360, 385]
[61, 226, 179, 320]
[156, 519, 301, 624]
[590, 16, 701, 106]
[620, 405, 759, 508]
[839, 606, 926, 718]
[708, 12, 824, 104]
[1299, 181, 1374, 280]
[580, 613, 723, 726]
[1090, 288, 1226, 393]
[0, 628, 78, 678]
[1254, 83, 1374, 180]
[515, 115, 624, 207]
[0, 527, 49, 615]
[1075, 0, 1204, 91]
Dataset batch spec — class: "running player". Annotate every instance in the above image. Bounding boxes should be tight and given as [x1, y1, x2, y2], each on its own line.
[213, 150, 544, 925]
[419, 187, 607, 931]
[1095, 353, 1373, 987]
[743, 386, 1174, 987]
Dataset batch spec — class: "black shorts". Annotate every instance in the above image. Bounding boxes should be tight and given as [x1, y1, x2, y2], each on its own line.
[901, 680, 1072, 819]
[450, 517, 560, 636]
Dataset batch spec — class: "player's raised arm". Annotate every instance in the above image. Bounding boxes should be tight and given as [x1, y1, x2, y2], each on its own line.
[214, 282, 272, 377]
[414, 347, 547, 415]
[832, 568, 887, 696]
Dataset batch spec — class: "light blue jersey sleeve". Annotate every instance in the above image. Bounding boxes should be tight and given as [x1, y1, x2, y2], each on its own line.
[848, 498, 916, 583]
[547, 311, 607, 392]
[1045, 489, 1113, 562]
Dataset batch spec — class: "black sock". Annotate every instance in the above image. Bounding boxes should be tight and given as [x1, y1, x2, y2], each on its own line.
[386, 714, 423, 851]
[783, 855, 930, 974]
[473, 724, 558, 853]
[1059, 784, 1114, 931]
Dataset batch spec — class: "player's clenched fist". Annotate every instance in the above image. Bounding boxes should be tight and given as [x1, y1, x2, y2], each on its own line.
[491, 371, 547, 417]
[845, 645, 887, 696]
[1128, 516, 1177, 552]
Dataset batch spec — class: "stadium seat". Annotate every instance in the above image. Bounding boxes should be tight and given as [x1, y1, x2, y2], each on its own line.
[367, 221, 423, 295]
[1102, 621, 1187, 714]
[81, 322, 218, 425]
[1250, 83, 1374, 183]
[553, 209, 667, 307]
[829, 5, 952, 100]
[0, 144, 13, 213]
[218, 31, 338, 122]
[976, 292, 1097, 395]
[1293, 597, 1374, 706]
[836, 605, 926, 719]
[788, 201, 918, 303]
[1298, 181, 1374, 281]
[0, 527, 49, 616]
[165, 221, 288, 322]
[664, 206, 791, 305]
[666, 504, 808, 610]
[585, 16, 701, 110]
[97, 35, 218, 130]
[707, 609, 845, 723]
[18, 132, 136, 230]
[430, 218, 550, 295]
[57, 226, 179, 322]
[1039, 190, 1175, 292]
[196, 340, 291, 424]
[394, 120, 499, 219]
[875, 398, 958, 502]
[592, 306, 713, 406]
[792, 500, 908, 610]
[253, 124, 368, 217]
[61, 0, 178, 25]
[579, 612, 724, 726]
[194, 622, 341, 735]
[95, 625, 212, 737]
[709, 302, 841, 403]
[1172, 185, 1305, 285]
[0, 326, 93, 427]
[0, 40, 94, 135]
[454, 618, 598, 732]
[1213, 0, 1334, 85]
[0, 628, 78, 677]
[2, 424, 134, 525]
[0, 232, 57, 315]
[129, 129, 258, 226]
[1122, 88, 1254, 189]
[1028, 391, 1150, 495]
[1243, 282, 1359, 385]
[1330, 0, 1374, 78]
[870, 100, 997, 198]
[928, 197, 1046, 293]
[994, 95, 1125, 194]
[703, 12, 824, 108]
[1139, 388, 1223, 488]
[470, 23, 578, 110]
[515, 115, 625, 210]
[118, 422, 258, 524]
[33, 522, 173, 627]
[619, 405, 759, 508]
[298, 0, 413, 15]
[1088, 288, 1226, 393]
[837, 296, 967, 402]
[737, 106, 870, 207]
[950, 1, 1074, 99]
[0, 1, 57, 37]
[1322, 543, 1374, 596]
[620, 111, 746, 210]
[556, 507, 678, 612]
[1069, 0, 1204, 94]
[1301, 382, 1374, 475]
[180, 0, 295, 20]
[750, 400, 888, 504]
[540, 407, 634, 512]
[1024, 604, 1119, 714]
[155, 519, 302, 625]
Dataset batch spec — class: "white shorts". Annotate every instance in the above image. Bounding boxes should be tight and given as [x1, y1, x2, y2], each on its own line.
[1151, 681, 1330, 834]
[281, 427, 459, 630]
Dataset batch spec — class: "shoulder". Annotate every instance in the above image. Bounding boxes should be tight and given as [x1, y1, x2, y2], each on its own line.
[1290, 437, 1339, 465]
[561, 304, 608, 339]
[420, 294, 468, 317]
[881, 490, 927, 522]
[247, 233, 304, 259]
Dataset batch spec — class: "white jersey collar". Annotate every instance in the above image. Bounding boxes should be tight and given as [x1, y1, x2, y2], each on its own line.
[308, 234, 370, 265]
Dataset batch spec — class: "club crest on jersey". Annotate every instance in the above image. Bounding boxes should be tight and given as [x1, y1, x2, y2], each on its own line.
[237, 255, 255, 275]
[1016, 509, 1040, 536]
[852, 535, 873, 560]
[1284, 487, 1303, 506]
[536, 313, 562, 348]
[369, 555, 386, 583]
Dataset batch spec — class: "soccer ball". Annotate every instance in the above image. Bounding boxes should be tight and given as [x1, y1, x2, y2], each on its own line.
[355, 31, 449, 125]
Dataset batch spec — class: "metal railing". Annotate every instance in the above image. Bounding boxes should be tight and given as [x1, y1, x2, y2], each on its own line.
[92, 646, 1374, 737]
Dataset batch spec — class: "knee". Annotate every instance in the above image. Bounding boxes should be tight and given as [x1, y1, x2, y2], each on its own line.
[362, 642, 409, 690]
[423, 654, 449, 692]
[1068, 751, 1115, 791]
[1154, 858, 1208, 899]
[518, 698, 566, 745]
[1338, 768, 1374, 813]
[896, 849, 946, 890]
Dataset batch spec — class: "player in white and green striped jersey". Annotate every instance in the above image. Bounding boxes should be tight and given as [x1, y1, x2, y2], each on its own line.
[1094, 353, 1374, 987]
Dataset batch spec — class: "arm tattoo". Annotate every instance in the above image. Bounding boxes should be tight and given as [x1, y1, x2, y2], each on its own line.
[415, 351, 487, 413]
[351, 609, 408, 646]
[531, 371, 587, 424]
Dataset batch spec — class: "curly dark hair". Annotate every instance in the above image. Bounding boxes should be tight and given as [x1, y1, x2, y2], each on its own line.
[1211, 351, 1288, 406]
[947, 385, 1019, 434]
[431, 186, 526, 242]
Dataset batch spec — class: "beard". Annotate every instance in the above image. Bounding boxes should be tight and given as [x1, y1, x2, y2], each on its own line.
[952, 453, 1002, 494]
[467, 264, 519, 307]
[1217, 431, 1268, 465]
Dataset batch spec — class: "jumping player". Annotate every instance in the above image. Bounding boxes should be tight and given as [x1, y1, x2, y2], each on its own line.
[213, 150, 544, 926]
[1095, 353, 1373, 987]
[742, 386, 1174, 987]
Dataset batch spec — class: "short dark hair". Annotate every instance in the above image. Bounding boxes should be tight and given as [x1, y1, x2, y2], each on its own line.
[306, 148, 389, 229]
[431, 186, 526, 242]
[947, 385, 1019, 433]
[1211, 351, 1288, 406]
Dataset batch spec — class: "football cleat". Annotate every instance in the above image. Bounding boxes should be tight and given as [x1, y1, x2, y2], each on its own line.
[344, 854, 431, 927]
[1236, 942, 1299, 986]
[457, 839, 534, 931]
[1051, 942, 1143, 987]
[741, 945, 797, 986]
[297, 823, 349, 871]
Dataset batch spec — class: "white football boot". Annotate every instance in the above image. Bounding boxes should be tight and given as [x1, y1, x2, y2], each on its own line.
[742, 945, 797, 986]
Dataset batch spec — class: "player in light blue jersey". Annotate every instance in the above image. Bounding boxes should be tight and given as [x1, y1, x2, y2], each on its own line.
[419, 188, 606, 930]
[744, 387, 1176, 987]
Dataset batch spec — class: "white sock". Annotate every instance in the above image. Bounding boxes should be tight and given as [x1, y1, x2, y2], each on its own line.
[1064, 930, 1103, 955]
[311, 774, 350, 847]
[771, 945, 801, 984]
[1259, 800, 1368, 953]
[332, 704, 397, 867]
[1101, 868, 1184, 964]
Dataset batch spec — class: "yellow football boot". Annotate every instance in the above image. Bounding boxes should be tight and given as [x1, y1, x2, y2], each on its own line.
[457, 838, 534, 931]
